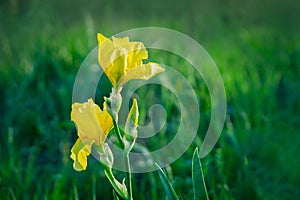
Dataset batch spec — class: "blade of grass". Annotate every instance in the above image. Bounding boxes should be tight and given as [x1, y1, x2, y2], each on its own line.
[113, 190, 120, 200]
[192, 148, 209, 200]
[92, 176, 96, 200]
[73, 184, 79, 200]
[155, 163, 179, 200]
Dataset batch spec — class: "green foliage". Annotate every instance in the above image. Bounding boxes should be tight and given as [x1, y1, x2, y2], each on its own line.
[192, 148, 209, 200]
[0, 0, 300, 199]
[113, 190, 120, 200]
[156, 163, 179, 200]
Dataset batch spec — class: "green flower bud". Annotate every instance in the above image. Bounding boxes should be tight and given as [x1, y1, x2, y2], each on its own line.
[123, 99, 139, 152]
[105, 88, 122, 122]
[99, 143, 114, 168]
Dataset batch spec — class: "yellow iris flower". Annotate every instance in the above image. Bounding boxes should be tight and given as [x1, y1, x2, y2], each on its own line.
[97, 33, 165, 89]
[70, 98, 113, 171]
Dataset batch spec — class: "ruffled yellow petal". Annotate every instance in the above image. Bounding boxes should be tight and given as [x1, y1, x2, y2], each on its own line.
[71, 98, 113, 146]
[118, 62, 165, 87]
[70, 138, 94, 171]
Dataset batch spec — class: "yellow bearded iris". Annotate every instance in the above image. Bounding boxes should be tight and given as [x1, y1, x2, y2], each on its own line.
[97, 33, 165, 89]
[70, 98, 113, 171]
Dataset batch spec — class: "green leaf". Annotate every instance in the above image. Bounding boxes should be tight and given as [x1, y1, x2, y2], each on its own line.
[113, 190, 120, 200]
[192, 148, 209, 200]
[155, 163, 179, 200]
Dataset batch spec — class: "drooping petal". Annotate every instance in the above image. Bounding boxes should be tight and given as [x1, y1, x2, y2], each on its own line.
[71, 98, 113, 146]
[118, 62, 165, 87]
[70, 138, 94, 171]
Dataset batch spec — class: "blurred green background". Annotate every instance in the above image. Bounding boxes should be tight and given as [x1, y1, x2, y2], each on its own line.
[1, 0, 300, 199]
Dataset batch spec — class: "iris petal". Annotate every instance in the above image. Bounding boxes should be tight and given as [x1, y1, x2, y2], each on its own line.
[118, 62, 165, 87]
[71, 98, 113, 146]
[104, 48, 128, 86]
[70, 138, 94, 171]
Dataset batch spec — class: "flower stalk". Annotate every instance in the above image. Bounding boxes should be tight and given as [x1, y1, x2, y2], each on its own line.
[108, 93, 133, 200]
[126, 153, 133, 200]
[101, 163, 128, 200]
[70, 32, 164, 200]
[112, 117, 125, 149]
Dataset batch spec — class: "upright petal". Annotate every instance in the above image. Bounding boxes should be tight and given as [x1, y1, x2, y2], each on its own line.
[112, 36, 130, 47]
[97, 33, 109, 44]
[70, 138, 94, 171]
[126, 42, 148, 71]
[112, 36, 148, 71]
[104, 48, 128, 86]
[98, 38, 115, 71]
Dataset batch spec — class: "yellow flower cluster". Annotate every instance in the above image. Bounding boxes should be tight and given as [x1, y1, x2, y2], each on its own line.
[70, 33, 164, 171]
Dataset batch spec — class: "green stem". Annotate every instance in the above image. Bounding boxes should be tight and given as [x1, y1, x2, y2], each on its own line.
[112, 117, 132, 200]
[126, 153, 133, 200]
[102, 164, 128, 200]
[108, 93, 134, 200]
[112, 118, 125, 149]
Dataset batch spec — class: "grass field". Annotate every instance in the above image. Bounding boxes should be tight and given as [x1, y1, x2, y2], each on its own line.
[0, 0, 300, 199]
